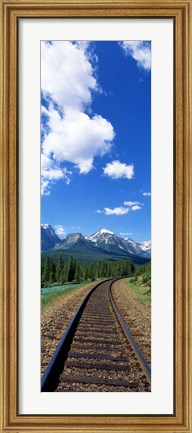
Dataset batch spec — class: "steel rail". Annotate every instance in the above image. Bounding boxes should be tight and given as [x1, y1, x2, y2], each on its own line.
[108, 280, 151, 384]
[41, 277, 151, 391]
[41, 278, 116, 391]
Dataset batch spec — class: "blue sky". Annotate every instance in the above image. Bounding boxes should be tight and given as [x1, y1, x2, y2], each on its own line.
[41, 41, 151, 242]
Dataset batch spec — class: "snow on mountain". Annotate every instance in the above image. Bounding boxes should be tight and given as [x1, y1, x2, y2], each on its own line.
[99, 228, 114, 235]
[42, 224, 57, 237]
[140, 240, 151, 251]
[122, 238, 151, 258]
[86, 228, 115, 243]
[86, 228, 151, 258]
[41, 224, 61, 251]
[41, 225, 151, 258]
[86, 228, 126, 251]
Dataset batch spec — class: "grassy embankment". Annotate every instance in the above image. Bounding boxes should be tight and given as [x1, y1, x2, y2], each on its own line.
[41, 262, 151, 309]
[41, 279, 107, 310]
[126, 262, 151, 303]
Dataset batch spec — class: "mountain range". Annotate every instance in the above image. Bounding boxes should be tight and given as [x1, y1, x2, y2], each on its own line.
[41, 225, 151, 264]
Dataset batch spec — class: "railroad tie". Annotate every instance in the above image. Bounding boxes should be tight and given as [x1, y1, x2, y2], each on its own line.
[59, 374, 139, 388]
[64, 360, 131, 372]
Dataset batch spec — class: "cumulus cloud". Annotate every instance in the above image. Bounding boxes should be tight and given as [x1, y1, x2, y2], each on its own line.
[41, 41, 115, 194]
[120, 41, 151, 71]
[41, 41, 97, 110]
[41, 179, 51, 196]
[104, 207, 129, 216]
[96, 200, 143, 216]
[124, 201, 141, 206]
[41, 153, 72, 194]
[142, 192, 151, 196]
[124, 201, 143, 211]
[42, 107, 114, 175]
[103, 160, 134, 180]
[97, 207, 129, 216]
[54, 225, 67, 238]
[131, 205, 142, 211]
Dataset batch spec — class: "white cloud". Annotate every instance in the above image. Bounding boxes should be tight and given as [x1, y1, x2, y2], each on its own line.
[42, 166, 70, 182]
[120, 41, 151, 71]
[71, 226, 81, 230]
[41, 41, 97, 110]
[41, 179, 51, 196]
[41, 41, 115, 194]
[96, 200, 143, 216]
[41, 153, 72, 195]
[42, 108, 114, 175]
[124, 201, 143, 211]
[104, 207, 129, 216]
[124, 201, 141, 206]
[103, 160, 134, 180]
[142, 192, 151, 196]
[54, 225, 67, 238]
[131, 205, 142, 211]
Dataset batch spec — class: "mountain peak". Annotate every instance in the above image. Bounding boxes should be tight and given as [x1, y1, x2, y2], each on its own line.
[41, 223, 52, 229]
[87, 228, 117, 246]
[41, 224, 151, 260]
[41, 224, 61, 251]
[88, 228, 115, 241]
[99, 228, 114, 235]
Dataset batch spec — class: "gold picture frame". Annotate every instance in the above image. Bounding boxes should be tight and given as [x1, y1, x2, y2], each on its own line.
[0, 0, 191, 431]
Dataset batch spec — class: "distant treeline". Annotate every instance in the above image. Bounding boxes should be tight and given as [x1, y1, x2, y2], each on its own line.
[41, 255, 135, 287]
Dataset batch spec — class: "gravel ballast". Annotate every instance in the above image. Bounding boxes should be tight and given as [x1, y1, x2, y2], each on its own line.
[111, 278, 151, 365]
[41, 282, 99, 374]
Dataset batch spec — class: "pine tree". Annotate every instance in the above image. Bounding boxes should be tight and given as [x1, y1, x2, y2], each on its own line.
[62, 261, 69, 283]
[89, 264, 95, 281]
[42, 256, 52, 285]
[55, 256, 64, 283]
[83, 264, 89, 281]
[49, 259, 56, 283]
[74, 261, 81, 283]
[66, 256, 76, 282]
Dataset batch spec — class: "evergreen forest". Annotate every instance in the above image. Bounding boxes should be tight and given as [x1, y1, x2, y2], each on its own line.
[41, 255, 136, 288]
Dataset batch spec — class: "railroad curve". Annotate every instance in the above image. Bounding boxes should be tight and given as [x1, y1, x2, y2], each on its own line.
[41, 278, 151, 392]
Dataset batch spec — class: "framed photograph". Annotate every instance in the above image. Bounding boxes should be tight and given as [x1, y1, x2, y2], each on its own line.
[0, 0, 191, 432]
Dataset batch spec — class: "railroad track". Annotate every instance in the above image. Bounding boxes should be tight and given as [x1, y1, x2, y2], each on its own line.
[41, 278, 151, 392]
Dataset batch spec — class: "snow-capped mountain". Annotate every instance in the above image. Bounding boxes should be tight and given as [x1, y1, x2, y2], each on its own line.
[41, 225, 151, 260]
[122, 238, 151, 258]
[139, 240, 151, 257]
[86, 228, 130, 254]
[87, 228, 114, 242]
[41, 224, 61, 251]
[86, 228, 124, 249]
[140, 240, 151, 251]
[86, 228, 151, 258]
